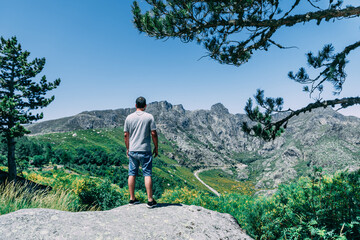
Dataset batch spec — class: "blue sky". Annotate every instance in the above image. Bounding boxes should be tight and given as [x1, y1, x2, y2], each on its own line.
[1, 0, 359, 120]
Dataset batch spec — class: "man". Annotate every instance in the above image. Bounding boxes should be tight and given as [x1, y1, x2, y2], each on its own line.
[124, 96, 158, 208]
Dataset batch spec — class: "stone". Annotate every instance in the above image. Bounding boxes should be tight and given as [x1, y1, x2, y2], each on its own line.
[0, 204, 253, 240]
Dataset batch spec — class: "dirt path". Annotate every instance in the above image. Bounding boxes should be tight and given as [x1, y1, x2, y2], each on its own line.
[193, 164, 247, 197]
[194, 168, 221, 197]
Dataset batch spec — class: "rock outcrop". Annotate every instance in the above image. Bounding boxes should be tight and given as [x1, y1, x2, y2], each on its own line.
[0, 204, 253, 240]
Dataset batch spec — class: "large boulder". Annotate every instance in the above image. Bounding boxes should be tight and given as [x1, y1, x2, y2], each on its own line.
[0, 204, 253, 240]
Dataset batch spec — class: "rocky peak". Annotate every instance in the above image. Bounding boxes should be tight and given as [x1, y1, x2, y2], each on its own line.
[173, 104, 185, 114]
[148, 101, 173, 111]
[210, 103, 229, 115]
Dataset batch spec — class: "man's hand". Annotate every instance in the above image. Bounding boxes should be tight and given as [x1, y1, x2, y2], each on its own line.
[153, 147, 158, 158]
[151, 130, 158, 158]
[124, 132, 130, 158]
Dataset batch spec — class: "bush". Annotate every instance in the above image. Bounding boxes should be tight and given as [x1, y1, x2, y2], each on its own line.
[0, 155, 6, 165]
[244, 168, 360, 239]
[74, 147, 111, 166]
[160, 169, 360, 240]
[160, 186, 254, 227]
[32, 155, 48, 167]
[110, 151, 127, 166]
[78, 179, 128, 210]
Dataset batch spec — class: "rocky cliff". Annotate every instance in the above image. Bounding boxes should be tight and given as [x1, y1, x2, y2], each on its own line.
[27, 101, 360, 188]
[0, 204, 253, 240]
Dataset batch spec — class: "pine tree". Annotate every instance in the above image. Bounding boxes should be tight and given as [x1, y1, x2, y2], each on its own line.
[0, 36, 60, 181]
[132, 0, 360, 140]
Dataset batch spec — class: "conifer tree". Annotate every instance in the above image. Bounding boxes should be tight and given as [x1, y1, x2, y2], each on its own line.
[132, 0, 360, 140]
[0, 36, 60, 181]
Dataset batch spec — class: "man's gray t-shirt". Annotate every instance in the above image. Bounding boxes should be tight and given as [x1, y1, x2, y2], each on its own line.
[124, 111, 156, 152]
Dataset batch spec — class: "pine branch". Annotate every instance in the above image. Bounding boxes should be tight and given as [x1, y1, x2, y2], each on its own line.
[274, 97, 360, 127]
[133, 2, 360, 37]
[289, 40, 360, 97]
[243, 96, 360, 141]
[133, 1, 360, 65]
[197, 6, 360, 29]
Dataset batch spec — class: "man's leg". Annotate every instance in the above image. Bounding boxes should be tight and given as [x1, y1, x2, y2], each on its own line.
[128, 176, 136, 200]
[128, 152, 139, 201]
[144, 176, 153, 202]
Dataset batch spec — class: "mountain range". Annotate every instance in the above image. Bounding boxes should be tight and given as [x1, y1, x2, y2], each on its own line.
[27, 101, 360, 188]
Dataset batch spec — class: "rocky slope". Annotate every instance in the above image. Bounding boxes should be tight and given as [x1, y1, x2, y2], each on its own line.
[0, 204, 253, 240]
[27, 101, 360, 188]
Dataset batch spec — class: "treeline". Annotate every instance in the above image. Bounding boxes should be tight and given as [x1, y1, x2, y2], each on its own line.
[0, 137, 127, 170]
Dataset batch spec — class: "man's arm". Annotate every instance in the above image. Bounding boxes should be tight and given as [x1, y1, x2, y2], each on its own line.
[151, 130, 158, 158]
[124, 131, 130, 157]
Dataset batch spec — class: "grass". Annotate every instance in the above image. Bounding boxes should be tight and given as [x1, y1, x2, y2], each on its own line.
[32, 128, 126, 154]
[175, 166, 211, 192]
[231, 151, 267, 165]
[0, 181, 94, 215]
[198, 169, 255, 195]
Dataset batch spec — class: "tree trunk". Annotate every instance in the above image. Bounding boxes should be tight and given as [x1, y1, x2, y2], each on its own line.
[7, 136, 17, 182]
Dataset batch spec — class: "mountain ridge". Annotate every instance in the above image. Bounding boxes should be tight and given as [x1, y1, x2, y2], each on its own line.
[26, 101, 360, 188]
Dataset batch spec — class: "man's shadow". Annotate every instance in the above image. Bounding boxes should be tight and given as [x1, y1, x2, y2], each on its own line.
[151, 203, 182, 208]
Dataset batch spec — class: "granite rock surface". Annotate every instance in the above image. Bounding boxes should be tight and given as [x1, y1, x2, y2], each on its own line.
[0, 204, 253, 240]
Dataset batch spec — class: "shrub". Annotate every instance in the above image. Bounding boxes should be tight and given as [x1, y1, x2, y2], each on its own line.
[160, 169, 360, 240]
[160, 187, 254, 227]
[32, 155, 48, 167]
[78, 179, 129, 210]
[244, 168, 360, 239]
[0, 155, 6, 165]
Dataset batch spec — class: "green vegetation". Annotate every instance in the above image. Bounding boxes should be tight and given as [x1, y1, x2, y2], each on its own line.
[198, 169, 254, 195]
[2, 158, 360, 239]
[248, 168, 360, 239]
[0, 127, 216, 207]
[0, 128, 211, 197]
[161, 169, 360, 239]
[0, 167, 147, 214]
[77, 178, 142, 210]
[232, 151, 268, 165]
[0, 181, 86, 215]
[3, 165, 360, 239]
[160, 186, 254, 226]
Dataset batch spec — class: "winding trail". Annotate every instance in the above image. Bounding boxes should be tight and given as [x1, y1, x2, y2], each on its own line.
[194, 168, 221, 197]
[193, 164, 248, 197]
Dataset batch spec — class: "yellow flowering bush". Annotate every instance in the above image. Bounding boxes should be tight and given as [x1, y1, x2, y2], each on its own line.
[0, 166, 7, 171]
[23, 171, 54, 186]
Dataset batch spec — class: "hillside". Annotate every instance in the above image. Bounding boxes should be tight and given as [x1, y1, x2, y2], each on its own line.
[27, 101, 360, 188]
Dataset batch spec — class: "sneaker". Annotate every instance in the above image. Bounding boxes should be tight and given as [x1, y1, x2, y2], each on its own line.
[129, 198, 140, 205]
[147, 199, 157, 208]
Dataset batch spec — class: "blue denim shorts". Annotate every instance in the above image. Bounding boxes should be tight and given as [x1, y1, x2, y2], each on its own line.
[128, 151, 153, 177]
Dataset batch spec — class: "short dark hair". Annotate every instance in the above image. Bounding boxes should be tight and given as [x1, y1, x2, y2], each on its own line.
[136, 96, 146, 108]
